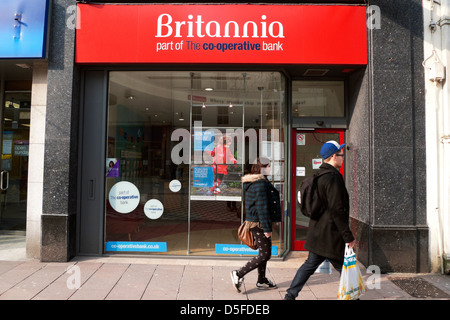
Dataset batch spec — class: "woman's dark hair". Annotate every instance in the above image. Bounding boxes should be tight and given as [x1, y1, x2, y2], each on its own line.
[250, 157, 270, 174]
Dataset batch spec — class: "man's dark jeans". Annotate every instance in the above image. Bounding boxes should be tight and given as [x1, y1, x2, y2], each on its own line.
[284, 251, 343, 300]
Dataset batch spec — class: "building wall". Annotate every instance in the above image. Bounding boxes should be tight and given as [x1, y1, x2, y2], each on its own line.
[38, 0, 78, 261]
[348, 0, 428, 272]
[34, 1, 432, 273]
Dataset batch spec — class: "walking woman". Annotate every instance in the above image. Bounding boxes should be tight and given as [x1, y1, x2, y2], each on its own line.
[231, 157, 281, 292]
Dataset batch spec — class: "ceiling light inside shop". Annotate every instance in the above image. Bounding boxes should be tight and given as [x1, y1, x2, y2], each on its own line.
[204, 87, 213, 91]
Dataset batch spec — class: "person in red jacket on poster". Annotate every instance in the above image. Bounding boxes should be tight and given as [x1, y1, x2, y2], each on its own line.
[209, 135, 237, 194]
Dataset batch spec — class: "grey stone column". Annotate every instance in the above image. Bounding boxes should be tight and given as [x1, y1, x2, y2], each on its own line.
[348, 0, 428, 272]
[40, 0, 78, 262]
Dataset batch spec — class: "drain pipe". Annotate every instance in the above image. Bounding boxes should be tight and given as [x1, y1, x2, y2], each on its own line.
[440, 0, 450, 274]
[424, 0, 449, 274]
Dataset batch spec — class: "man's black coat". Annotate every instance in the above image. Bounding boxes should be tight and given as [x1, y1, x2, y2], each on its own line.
[304, 163, 355, 262]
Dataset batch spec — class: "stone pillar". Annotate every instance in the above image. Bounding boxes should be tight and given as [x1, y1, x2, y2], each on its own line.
[40, 0, 78, 262]
[348, 0, 428, 273]
[26, 61, 48, 260]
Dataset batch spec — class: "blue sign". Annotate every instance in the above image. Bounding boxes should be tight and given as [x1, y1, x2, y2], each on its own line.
[194, 130, 215, 151]
[215, 244, 278, 255]
[193, 166, 214, 187]
[106, 241, 167, 252]
[0, 0, 50, 58]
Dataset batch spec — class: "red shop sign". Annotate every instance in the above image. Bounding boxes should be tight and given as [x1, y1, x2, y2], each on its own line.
[75, 4, 367, 65]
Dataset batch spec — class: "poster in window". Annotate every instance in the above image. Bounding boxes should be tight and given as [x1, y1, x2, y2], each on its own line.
[106, 158, 119, 177]
[190, 131, 242, 201]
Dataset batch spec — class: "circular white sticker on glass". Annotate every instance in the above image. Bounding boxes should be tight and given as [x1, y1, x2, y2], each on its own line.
[169, 179, 182, 192]
[108, 181, 140, 214]
[144, 199, 164, 220]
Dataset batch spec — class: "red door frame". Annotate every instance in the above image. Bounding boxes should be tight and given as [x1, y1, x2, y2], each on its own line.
[291, 129, 345, 251]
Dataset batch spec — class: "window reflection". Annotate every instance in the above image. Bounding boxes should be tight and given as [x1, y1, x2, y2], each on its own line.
[104, 71, 285, 256]
[292, 81, 344, 117]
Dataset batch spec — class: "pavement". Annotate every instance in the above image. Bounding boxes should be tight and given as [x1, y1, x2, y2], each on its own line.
[0, 248, 449, 303]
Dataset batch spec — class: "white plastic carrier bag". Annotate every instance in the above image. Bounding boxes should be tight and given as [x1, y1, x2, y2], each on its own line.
[337, 244, 366, 300]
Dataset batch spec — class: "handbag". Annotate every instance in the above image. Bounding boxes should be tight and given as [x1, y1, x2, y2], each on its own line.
[238, 221, 257, 250]
[337, 244, 366, 300]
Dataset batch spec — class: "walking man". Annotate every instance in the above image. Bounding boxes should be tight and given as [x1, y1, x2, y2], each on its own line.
[284, 140, 356, 300]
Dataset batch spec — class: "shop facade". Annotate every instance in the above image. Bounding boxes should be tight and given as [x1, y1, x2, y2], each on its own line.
[13, 0, 429, 273]
[74, 3, 366, 258]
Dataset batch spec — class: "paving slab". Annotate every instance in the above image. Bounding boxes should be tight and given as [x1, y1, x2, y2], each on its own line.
[0, 261, 44, 296]
[0, 262, 73, 300]
[141, 264, 184, 300]
[0, 261, 24, 275]
[106, 263, 156, 300]
[0, 254, 448, 301]
[178, 265, 213, 300]
[33, 263, 80, 300]
[69, 263, 129, 300]
[212, 266, 247, 300]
